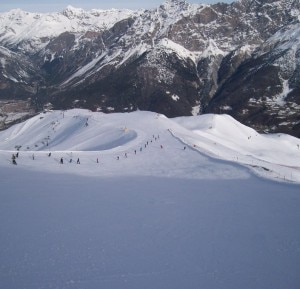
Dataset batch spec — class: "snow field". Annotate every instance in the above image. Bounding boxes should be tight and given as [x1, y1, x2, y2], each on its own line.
[0, 109, 300, 289]
[0, 166, 300, 289]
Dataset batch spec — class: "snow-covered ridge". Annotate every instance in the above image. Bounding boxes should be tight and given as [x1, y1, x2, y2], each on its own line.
[159, 0, 204, 18]
[0, 109, 299, 183]
[0, 6, 139, 50]
[0, 0, 206, 53]
[158, 38, 201, 63]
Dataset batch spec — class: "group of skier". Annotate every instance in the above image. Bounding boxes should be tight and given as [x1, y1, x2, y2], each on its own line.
[11, 152, 80, 165]
[116, 134, 161, 161]
[60, 157, 80, 164]
[10, 132, 188, 166]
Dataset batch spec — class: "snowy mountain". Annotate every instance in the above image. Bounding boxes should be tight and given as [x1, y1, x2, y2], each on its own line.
[0, 109, 300, 289]
[0, 0, 299, 136]
[206, 20, 300, 136]
[0, 6, 139, 52]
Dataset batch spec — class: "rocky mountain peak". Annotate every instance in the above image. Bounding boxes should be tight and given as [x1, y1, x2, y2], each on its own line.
[62, 5, 85, 18]
[161, 0, 189, 10]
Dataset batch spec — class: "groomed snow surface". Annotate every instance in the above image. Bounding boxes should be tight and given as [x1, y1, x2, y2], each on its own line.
[0, 109, 300, 289]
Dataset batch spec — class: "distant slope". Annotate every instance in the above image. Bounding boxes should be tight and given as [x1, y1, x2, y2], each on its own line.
[0, 109, 299, 183]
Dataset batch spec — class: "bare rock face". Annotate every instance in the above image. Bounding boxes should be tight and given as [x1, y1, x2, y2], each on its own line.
[0, 0, 299, 136]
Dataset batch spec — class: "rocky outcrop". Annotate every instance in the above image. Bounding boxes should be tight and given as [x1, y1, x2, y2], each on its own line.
[206, 22, 300, 136]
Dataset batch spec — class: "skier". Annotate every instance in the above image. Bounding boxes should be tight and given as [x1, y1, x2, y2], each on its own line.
[183, 146, 186, 150]
[12, 154, 17, 165]
[60, 157, 63, 164]
[16, 152, 19, 158]
[48, 152, 51, 157]
[32, 154, 35, 160]
[77, 158, 80, 164]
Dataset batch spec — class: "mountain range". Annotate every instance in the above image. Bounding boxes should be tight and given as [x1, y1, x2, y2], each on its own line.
[0, 0, 299, 136]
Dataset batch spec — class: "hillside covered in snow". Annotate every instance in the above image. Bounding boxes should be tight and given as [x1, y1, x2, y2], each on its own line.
[0, 109, 299, 182]
[0, 110, 300, 289]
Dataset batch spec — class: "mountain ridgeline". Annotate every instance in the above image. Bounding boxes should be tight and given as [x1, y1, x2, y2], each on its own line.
[0, 0, 299, 136]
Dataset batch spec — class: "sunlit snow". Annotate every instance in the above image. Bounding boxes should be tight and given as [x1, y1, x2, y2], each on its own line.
[0, 109, 299, 289]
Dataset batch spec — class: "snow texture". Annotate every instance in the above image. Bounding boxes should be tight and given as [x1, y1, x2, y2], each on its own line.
[0, 109, 300, 289]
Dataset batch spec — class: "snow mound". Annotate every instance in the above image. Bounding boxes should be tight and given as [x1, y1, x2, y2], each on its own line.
[173, 113, 300, 182]
[0, 109, 299, 183]
[0, 109, 137, 151]
[176, 114, 254, 133]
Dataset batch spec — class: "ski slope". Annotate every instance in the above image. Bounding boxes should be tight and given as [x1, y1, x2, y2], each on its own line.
[0, 109, 300, 289]
[0, 109, 299, 182]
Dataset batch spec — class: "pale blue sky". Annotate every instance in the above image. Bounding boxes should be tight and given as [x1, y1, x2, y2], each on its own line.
[0, 0, 235, 13]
